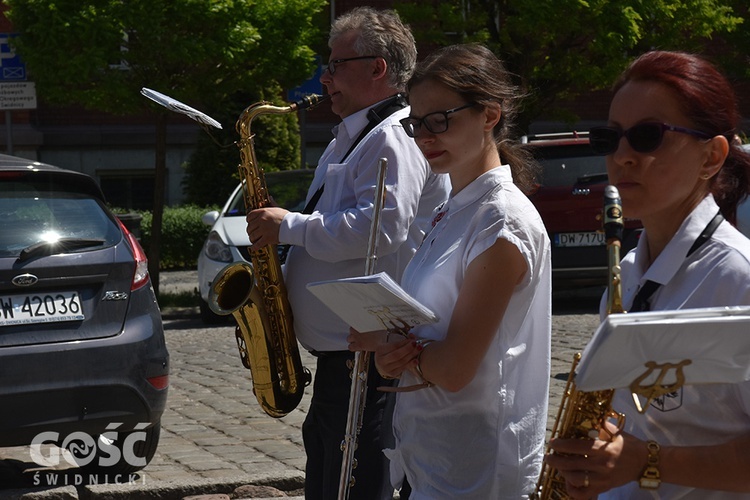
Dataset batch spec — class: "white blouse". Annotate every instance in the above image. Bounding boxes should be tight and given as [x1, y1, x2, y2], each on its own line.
[386, 166, 552, 499]
[601, 195, 750, 500]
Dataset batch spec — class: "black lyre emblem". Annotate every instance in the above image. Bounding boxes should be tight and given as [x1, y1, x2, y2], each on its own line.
[629, 359, 692, 414]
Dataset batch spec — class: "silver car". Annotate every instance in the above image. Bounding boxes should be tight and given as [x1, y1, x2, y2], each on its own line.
[0, 154, 169, 475]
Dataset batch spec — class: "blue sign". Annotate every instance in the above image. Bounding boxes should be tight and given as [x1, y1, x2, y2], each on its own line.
[287, 56, 323, 101]
[0, 33, 26, 82]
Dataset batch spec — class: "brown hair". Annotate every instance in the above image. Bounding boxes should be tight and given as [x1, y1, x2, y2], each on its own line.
[406, 44, 538, 192]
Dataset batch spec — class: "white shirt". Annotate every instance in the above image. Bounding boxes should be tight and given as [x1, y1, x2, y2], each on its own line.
[280, 99, 451, 351]
[600, 195, 750, 500]
[386, 167, 552, 499]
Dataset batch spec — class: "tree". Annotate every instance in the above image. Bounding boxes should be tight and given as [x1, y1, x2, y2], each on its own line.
[182, 84, 304, 207]
[6, 0, 326, 292]
[395, 0, 744, 129]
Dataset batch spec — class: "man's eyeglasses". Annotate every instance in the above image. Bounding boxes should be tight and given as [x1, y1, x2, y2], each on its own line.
[399, 102, 476, 138]
[325, 56, 378, 75]
[589, 122, 713, 156]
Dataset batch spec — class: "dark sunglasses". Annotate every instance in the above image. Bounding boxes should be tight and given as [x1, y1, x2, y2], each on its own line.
[399, 102, 476, 138]
[589, 122, 713, 155]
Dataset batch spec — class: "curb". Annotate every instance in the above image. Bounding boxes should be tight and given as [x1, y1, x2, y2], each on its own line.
[4, 475, 305, 500]
[160, 306, 201, 320]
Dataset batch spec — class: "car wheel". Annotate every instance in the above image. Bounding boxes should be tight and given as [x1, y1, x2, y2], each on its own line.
[70, 422, 161, 476]
[199, 297, 230, 324]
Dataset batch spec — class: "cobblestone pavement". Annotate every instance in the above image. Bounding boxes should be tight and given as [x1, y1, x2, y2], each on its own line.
[0, 273, 604, 499]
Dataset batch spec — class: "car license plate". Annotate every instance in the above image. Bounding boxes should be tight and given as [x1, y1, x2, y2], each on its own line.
[0, 291, 85, 326]
[554, 231, 606, 247]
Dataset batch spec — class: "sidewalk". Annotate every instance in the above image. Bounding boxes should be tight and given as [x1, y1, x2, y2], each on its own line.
[0, 270, 602, 500]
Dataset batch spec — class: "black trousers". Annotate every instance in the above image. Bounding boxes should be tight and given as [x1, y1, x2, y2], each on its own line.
[302, 351, 395, 500]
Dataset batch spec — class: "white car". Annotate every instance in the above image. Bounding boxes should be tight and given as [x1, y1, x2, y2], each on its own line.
[197, 169, 315, 323]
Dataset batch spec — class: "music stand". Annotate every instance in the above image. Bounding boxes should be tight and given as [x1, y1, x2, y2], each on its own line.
[575, 306, 750, 413]
[141, 87, 223, 129]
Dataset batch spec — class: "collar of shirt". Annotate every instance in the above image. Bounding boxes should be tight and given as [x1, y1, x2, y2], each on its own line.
[331, 96, 398, 161]
[440, 166, 512, 219]
[635, 194, 721, 287]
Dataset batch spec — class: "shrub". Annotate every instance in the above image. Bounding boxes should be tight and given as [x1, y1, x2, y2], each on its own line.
[118, 205, 219, 270]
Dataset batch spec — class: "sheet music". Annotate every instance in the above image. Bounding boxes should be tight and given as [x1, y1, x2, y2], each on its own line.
[307, 271, 438, 332]
[141, 87, 223, 129]
[575, 306, 750, 392]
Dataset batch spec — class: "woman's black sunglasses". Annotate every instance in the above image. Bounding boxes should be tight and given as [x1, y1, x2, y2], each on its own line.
[589, 122, 713, 155]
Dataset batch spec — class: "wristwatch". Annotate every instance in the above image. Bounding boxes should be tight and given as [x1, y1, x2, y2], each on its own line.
[639, 440, 661, 489]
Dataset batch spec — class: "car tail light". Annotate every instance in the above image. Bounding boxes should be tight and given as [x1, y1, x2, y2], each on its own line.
[117, 219, 150, 291]
[147, 374, 169, 390]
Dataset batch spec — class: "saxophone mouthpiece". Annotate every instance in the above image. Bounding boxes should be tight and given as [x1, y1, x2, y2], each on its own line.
[603, 185, 624, 242]
[292, 93, 330, 111]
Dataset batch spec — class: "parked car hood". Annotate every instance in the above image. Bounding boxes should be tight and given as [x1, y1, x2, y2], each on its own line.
[216, 216, 252, 248]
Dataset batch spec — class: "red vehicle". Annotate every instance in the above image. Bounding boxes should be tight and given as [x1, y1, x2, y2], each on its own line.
[523, 132, 642, 289]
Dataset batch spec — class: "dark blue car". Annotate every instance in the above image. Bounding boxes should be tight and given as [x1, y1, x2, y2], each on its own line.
[0, 154, 169, 475]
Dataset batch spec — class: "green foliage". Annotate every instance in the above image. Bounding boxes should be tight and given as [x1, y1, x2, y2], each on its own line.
[712, 0, 750, 80]
[5, 0, 326, 280]
[5, 0, 327, 115]
[182, 84, 302, 206]
[134, 205, 219, 270]
[395, 0, 746, 129]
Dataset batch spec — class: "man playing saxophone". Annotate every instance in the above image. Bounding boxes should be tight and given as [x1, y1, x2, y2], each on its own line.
[246, 7, 450, 500]
[546, 51, 750, 499]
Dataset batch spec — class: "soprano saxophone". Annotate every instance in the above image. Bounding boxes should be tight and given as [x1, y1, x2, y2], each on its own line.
[208, 94, 327, 418]
[532, 185, 626, 499]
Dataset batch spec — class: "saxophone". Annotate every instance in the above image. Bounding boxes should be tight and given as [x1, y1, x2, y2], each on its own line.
[208, 94, 327, 418]
[532, 185, 626, 499]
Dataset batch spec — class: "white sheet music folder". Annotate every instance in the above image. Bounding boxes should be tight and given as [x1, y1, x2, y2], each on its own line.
[575, 306, 750, 392]
[306, 271, 438, 332]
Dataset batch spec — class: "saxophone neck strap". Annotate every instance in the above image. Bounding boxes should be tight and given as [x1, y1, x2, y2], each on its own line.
[301, 94, 408, 215]
[630, 210, 724, 312]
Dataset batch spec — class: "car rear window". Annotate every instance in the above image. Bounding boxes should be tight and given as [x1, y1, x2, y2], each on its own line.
[529, 144, 608, 187]
[0, 179, 121, 258]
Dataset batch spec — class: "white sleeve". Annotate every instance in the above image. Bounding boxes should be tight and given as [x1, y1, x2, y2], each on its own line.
[280, 117, 430, 263]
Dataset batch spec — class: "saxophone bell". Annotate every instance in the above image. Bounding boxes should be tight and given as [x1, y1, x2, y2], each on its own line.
[207, 262, 254, 316]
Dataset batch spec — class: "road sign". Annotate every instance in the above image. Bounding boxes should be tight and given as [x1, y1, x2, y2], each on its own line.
[0, 81, 37, 110]
[0, 33, 27, 82]
[287, 57, 324, 102]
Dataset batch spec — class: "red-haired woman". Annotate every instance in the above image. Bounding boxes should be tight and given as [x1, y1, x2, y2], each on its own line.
[547, 51, 750, 499]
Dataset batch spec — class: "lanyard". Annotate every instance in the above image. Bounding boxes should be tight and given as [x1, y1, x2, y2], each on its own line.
[301, 94, 407, 215]
[630, 211, 724, 312]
